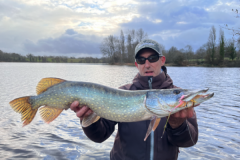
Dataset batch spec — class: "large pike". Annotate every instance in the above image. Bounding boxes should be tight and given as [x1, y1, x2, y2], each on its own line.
[10, 78, 214, 140]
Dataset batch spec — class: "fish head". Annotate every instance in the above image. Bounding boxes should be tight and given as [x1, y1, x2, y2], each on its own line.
[145, 88, 214, 116]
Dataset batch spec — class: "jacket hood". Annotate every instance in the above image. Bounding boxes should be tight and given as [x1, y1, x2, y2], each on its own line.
[132, 66, 173, 89]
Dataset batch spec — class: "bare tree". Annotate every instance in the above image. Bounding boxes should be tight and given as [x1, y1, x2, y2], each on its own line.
[184, 45, 194, 63]
[119, 30, 125, 64]
[208, 26, 217, 64]
[129, 29, 135, 42]
[226, 40, 237, 60]
[126, 34, 133, 63]
[196, 46, 206, 61]
[126, 30, 139, 63]
[100, 35, 119, 64]
[136, 28, 148, 43]
[219, 28, 225, 63]
[203, 42, 211, 64]
[115, 38, 122, 63]
[27, 53, 34, 62]
[221, 2, 239, 42]
[100, 28, 149, 64]
[166, 46, 178, 63]
[222, 24, 240, 42]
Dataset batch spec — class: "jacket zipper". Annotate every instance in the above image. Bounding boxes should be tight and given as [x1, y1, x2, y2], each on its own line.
[148, 77, 154, 160]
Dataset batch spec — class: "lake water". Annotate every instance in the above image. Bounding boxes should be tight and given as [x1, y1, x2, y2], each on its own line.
[0, 63, 239, 160]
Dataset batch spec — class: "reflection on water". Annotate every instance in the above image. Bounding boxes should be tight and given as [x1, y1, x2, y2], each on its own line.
[0, 63, 239, 160]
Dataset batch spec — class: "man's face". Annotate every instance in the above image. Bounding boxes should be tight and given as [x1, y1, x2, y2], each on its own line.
[135, 51, 166, 77]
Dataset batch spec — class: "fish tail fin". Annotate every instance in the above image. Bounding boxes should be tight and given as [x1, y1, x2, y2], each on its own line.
[9, 96, 38, 127]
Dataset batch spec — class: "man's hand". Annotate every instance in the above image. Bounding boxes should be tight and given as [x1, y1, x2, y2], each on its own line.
[70, 101, 93, 121]
[168, 107, 195, 129]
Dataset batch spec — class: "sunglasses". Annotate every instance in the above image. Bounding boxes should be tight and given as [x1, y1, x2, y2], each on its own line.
[136, 55, 160, 64]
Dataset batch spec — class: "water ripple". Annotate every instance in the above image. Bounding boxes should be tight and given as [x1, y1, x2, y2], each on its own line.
[0, 63, 239, 159]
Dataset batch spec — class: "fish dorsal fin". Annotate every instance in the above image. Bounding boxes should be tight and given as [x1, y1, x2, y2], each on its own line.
[39, 106, 63, 124]
[36, 78, 66, 95]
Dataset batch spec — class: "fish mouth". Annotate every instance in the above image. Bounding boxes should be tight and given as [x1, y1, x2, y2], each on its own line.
[196, 92, 214, 101]
[201, 93, 214, 99]
[182, 88, 209, 101]
[181, 88, 214, 104]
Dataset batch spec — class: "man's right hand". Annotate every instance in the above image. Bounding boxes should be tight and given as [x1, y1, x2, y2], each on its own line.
[70, 101, 93, 121]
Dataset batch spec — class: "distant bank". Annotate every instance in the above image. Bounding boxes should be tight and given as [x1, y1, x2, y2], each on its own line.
[1, 50, 240, 67]
[111, 61, 240, 67]
[1, 61, 240, 67]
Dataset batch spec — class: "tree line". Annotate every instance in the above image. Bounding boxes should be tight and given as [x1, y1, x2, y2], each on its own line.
[1, 27, 239, 67]
[0, 51, 107, 63]
[164, 26, 240, 66]
[100, 29, 148, 64]
[101, 27, 240, 67]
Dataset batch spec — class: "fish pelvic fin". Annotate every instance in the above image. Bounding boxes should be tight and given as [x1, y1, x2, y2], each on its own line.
[39, 106, 63, 124]
[9, 96, 38, 127]
[36, 78, 66, 95]
[153, 118, 161, 131]
[82, 112, 100, 128]
[144, 117, 161, 141]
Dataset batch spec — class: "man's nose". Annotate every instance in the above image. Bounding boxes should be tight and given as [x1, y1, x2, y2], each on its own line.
[145, 60, 151, 67]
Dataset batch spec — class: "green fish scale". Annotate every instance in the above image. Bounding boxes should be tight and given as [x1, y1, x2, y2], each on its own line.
[30, 81, 149, 122]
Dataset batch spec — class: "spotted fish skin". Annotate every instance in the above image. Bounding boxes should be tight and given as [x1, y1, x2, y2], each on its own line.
[9, 77, 214, 130]
[29, 81, 152, 122]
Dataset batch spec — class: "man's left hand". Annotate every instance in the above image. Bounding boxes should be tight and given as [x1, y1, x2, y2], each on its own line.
[168, 107, 195, 129]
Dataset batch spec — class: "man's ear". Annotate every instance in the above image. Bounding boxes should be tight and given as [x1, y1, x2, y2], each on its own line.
[135, 62, 138, 68]
[161, 56, 166, 65]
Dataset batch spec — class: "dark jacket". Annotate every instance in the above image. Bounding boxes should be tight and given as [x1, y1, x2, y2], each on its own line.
[82, 66, 198, 160]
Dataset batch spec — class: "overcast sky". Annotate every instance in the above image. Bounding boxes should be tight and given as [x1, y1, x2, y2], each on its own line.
[0, 0, 239, 57]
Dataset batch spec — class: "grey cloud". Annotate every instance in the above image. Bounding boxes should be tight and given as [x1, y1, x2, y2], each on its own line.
[121, 16, 205, 38]
[121, 2, 210, 34]
[119, 0, 238, 51]
[1, 0, 239, 56]
[0, 1, 21, 18]
[134, 0, 237, 28]
[65, 29, 78, 35]
[24, 29, 101, 55]
[152, 28, 211, 51]
[170, 6, 208, 18]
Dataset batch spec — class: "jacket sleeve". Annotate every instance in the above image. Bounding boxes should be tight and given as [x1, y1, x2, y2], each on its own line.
[166, 110, 198, 147]
[82, 118, 117, 143]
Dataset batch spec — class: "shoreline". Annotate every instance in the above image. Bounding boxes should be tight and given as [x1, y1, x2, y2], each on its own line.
[1, 61, 240, 67]
[110, 62, 240, 67]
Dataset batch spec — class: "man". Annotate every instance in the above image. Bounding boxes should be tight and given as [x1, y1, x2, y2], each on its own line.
[70, 39, 198, 160]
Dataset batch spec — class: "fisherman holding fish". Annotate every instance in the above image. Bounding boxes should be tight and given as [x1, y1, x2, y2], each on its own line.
[70, 39, 199, 160]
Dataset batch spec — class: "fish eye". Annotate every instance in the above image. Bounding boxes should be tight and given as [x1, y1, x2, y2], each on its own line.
[173, 90, 181, 94]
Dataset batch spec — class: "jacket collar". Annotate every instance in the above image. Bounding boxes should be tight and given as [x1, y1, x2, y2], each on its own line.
[132, 66, 173, 89]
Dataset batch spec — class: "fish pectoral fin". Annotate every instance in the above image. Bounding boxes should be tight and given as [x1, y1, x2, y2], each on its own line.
[144, 117, 161, 141]
[82, 112, 100, 128]
[36, 78, 66, 95]
[39, 106, 63, 124]
[93, 115, 101, 123]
